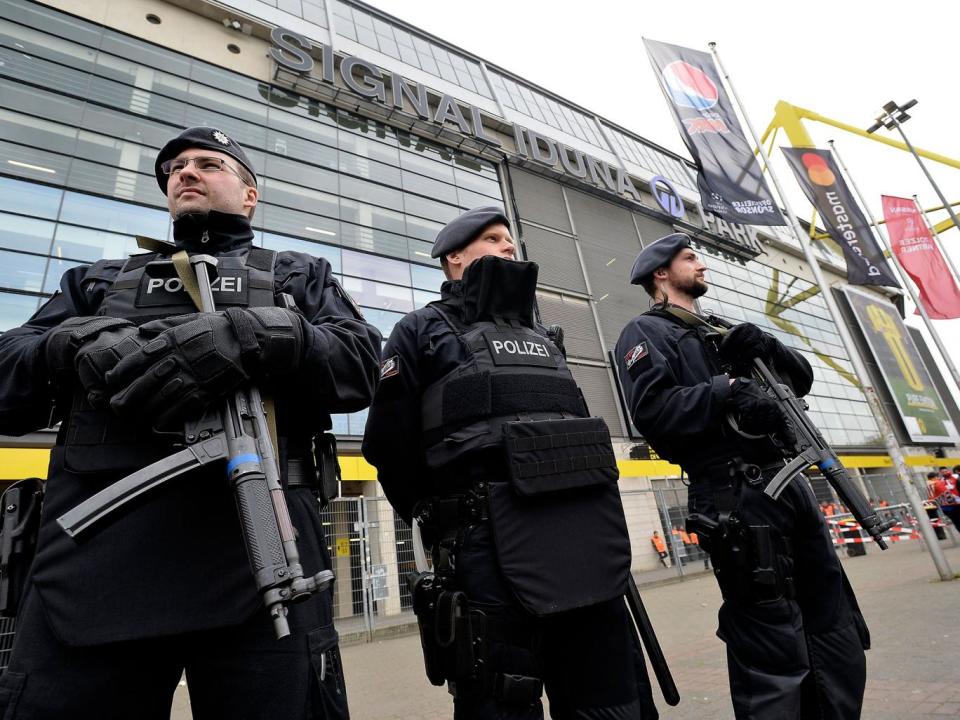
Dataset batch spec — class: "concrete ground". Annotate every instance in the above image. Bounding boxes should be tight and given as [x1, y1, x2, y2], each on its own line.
[172, 540, 960, 719]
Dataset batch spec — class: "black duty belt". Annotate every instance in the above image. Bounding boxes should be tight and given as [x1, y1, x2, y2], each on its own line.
[287, 457, 318, 490]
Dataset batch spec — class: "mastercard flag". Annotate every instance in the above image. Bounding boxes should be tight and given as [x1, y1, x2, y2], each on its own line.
[782, 147, 899, 287]
[643, 39, 784, 227]
[882, 195, 960, 319]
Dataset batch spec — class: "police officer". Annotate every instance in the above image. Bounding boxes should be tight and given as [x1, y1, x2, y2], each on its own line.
[0, 127, 381, 718]
[362, 207, 656, 719]
[614, 233, 870, 719]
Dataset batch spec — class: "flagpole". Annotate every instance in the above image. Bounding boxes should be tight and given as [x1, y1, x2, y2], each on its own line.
[913, 195, 960, 283]
[708, 42, 953, 580]
[829, 140, 960, 392]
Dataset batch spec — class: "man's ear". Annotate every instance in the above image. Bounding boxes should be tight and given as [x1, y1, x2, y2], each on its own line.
[243, 186, 258, 212]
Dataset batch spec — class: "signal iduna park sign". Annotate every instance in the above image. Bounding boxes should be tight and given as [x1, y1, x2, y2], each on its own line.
[270, 28, 642, 203]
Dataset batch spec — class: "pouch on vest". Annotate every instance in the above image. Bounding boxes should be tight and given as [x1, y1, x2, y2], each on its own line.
[314, 433, 341, 508]
[486, 476, 630, 616]
[501, 416, 618, 495]
[488, 416, 628, 616]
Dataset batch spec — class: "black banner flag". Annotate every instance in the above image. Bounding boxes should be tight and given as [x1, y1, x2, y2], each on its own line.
[782, 147, 899, 287]
[644, 39, 784, 227]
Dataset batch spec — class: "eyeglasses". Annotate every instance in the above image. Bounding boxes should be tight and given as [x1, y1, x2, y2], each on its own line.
[160, 156, 252, 185]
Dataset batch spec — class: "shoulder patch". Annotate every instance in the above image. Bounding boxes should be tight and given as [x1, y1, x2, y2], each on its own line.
[380, 355, 400, 380]
[624, 342, 648, 369]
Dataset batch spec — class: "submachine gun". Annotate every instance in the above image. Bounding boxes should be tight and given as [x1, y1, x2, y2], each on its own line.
[704, 313, 895, 549]
[57, 254, 332, 638]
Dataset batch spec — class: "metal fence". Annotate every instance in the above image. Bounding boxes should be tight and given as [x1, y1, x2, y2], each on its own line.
[324, 487, 720, 642]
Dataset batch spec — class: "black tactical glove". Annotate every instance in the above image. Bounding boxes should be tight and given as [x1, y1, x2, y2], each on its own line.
[719, 323, 779, 369]
[44, 316, 138, 387]
[728, 378, 796, 445]
[105, 307, 305, 426]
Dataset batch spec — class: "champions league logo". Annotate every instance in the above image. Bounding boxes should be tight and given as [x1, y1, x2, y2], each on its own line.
[661, 61, 718, 111]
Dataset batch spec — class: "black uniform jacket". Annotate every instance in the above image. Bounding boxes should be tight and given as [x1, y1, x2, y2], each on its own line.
[614, 307, 813, 470]
[0, 212, 382, 645]
[363, 279, 531, 525]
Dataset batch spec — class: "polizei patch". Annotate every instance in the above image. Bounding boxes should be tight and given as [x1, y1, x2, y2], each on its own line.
[136, 261, 249, 308]
[483, 331, 557, 367]
[380, 355, 400, 379]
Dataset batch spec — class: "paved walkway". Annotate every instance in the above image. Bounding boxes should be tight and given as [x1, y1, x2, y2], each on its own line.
[172, 540, 960, 718]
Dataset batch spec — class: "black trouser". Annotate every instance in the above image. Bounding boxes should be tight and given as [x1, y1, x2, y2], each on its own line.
[0, 583, 349, 720]
[688, 474, 869, 720]
[450, 523, 654, 720]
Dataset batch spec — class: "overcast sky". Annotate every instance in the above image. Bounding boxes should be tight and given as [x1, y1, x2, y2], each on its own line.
[369, 0, 960, 404]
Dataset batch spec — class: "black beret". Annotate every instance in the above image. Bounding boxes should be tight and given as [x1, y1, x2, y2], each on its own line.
[155, 126, 257, 194]
[630, 232, 691, 285]
[431, 206, 510, 259]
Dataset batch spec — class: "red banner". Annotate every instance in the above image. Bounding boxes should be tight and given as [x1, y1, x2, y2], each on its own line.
[882, 195, 960, 319]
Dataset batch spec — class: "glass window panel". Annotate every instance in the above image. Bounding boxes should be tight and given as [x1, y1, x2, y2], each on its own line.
[404, 214, 443, 244]
[377, 37, 400, 59]
[338, 152, 402, 186]
[42, 257, 84, 294]
[258, 203, 339, 242]
[266, 131, 337, 169]
[453, 167, 501, 198]
[100, 29, 191, 76]
[342, 248, 409, 285]
[413, 289, 440, 309]
[409, 265, 443, 293]
[337, 130, 399, 165]
[403, 194, 460, 225]
[53, 224, 137, 262]
[0, 81, 85, 128]
[259, 177, 339, 217]
[341, 275, 412, 313]
[0, 250, 47, 292]
[339, 176, 403, 212]
[261, 232, 341, 271]
[59, 191, 169, 237]
[330, 413, 349, 435]
[0, 290, 42, 332]
[347, 408, 368, 436]
[276, 0, 303, 16]
[0, 140, 71, 184]
[182, 106, 266, 150]
[356, 26, 377, 49]
[339, 198, 405, 234]
[65, 161, 163, 208]
[264, 154, 338, 194]
[0, 213, 54, 255]
[0, 177, 62, 219]
[0, 18, 98, 72]
[399, 45, 419, 67]
[398, 148, 454, 181]
[302, 3, 328, 26]
[401, 170, 458, 204]
[186, 80, 267, 125]
[338, 221, 407, 258]
[360, 307, 404, 338]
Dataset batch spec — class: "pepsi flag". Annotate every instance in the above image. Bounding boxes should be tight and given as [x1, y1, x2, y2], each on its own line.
[643, 39, 784, 227]
[882, 195, 960, 318]
[782, 147, 899, 287]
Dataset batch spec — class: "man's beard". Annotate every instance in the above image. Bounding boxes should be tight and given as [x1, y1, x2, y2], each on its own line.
[678, 276, 708, 298]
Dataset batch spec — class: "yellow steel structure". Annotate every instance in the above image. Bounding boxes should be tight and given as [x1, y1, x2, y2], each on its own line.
[2, 448, 958, 482]
[761, 101, 960, 234]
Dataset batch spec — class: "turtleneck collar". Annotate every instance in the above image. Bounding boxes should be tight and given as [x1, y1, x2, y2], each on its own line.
[172, 210, 255, 253]
[439, 279, 463, 301]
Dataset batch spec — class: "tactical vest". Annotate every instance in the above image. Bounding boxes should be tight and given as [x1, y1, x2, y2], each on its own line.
[61, 248, 278, 475]
[420, 306, 588, 469]
[421, 305, 631, 616]
[94, 247, 277, 323]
